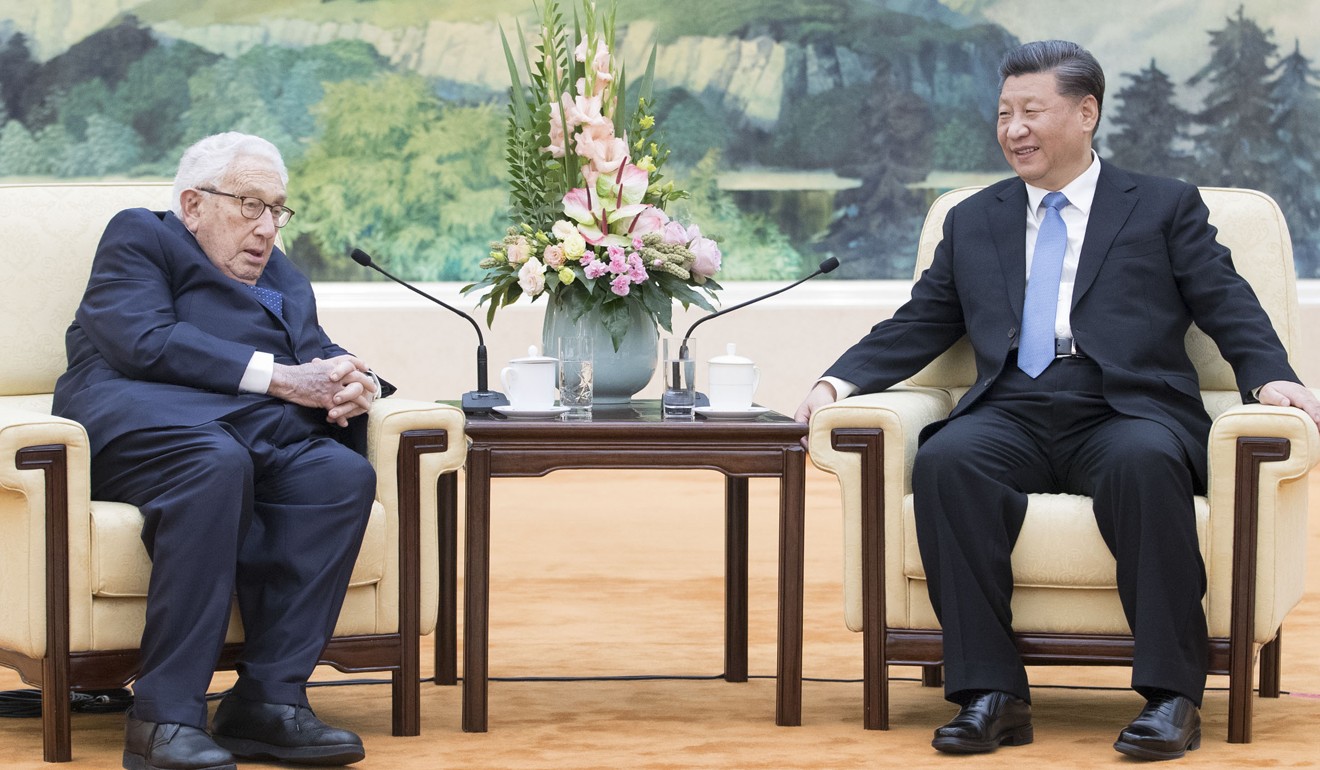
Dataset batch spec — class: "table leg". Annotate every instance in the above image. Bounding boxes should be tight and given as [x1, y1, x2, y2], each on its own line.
[776, 446, 806, 726]
[463, 448, 491, 732]
[435, 471, 458, 686]
[725, 476, 749, 683]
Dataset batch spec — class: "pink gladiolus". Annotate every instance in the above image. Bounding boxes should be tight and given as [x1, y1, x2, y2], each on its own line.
[690, 236, 722, 278]
[580, 135, 629, 177]
[627, 253, 648, 283]
[610, 274, 632, 296]
[546, 101, 566, 158]
[606, 245, 628, 273]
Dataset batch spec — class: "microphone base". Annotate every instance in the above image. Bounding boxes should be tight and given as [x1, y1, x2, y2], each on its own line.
[462, 389, 510, 415]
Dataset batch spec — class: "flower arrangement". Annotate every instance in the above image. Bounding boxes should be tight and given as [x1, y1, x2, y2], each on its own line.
[463, 0, 721, 350]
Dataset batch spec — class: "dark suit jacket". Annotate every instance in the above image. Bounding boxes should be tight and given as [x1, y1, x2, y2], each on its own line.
[825, 162, 1298, 484]
[53, 208, 385, 456]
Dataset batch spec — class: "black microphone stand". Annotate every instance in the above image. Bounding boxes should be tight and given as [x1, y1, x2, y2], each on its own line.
[678, 257, 840, 406]
[350, 249, 509, 414]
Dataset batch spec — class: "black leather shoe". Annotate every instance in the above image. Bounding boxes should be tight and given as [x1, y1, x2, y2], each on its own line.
[211, 695, 364, 766]
[123, 715, 236, 770]
[931, 690, 1033, 754]
[1114, 691, 1201, 761]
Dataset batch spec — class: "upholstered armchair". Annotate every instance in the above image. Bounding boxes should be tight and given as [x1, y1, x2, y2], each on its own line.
[808, 186, 1318, 743]
[0, 182, 466, 762]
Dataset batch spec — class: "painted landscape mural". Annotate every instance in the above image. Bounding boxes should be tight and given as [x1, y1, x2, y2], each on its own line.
[1, 0, 1317, 281]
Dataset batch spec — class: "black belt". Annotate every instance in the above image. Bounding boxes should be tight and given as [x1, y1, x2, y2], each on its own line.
[1054, 337, 1087, 358]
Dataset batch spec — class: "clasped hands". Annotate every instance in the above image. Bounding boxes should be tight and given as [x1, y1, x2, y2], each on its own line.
[269, 355, 378, 427]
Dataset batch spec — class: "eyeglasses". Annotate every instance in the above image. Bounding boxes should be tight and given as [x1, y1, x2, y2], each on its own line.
[197, 188, 295, 228]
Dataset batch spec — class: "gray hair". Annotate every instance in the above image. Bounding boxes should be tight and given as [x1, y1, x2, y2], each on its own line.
[170, 132, 288, 216]
[999, 40, 1105, 122]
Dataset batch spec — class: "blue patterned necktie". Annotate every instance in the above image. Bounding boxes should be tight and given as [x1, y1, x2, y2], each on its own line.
[250, 284, 284, 318]
[1018, 191, 1070, 377]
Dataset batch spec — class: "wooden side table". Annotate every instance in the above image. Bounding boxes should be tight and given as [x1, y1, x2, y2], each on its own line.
[435, 400, 807, 731]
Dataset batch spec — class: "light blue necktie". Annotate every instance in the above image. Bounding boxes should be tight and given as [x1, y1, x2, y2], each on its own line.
[1018, 191, 1070, 377]
[250, 285, 284, 318]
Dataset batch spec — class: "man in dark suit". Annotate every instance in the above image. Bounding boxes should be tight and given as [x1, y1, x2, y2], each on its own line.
[53, 133, 387, 770]
[796, 41, 1320, 761]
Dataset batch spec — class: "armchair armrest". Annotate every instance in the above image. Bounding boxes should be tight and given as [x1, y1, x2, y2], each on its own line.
[1204, 397, 1320, 644]
[808, 388, 953, 488]
[0, 406, 93, 659]
[807, 388, 953, 633]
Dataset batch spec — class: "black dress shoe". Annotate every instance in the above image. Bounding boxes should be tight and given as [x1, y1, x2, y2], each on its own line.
[211, 694, 365, 766]
[1114, 691, 1201, 761]
[931, 690, 1033, 754]
[123, 715, 236, 770]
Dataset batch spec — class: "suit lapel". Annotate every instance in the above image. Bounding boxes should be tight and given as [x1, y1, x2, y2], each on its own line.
[1071, 163, 1138, 308]
[991, 180, 1029, 323]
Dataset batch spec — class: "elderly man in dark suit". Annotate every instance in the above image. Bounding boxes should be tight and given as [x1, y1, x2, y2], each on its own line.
[797, 41, 1320, 761]
[54, 133, 385, 770]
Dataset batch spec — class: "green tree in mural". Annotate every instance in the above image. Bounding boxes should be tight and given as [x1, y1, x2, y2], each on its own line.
[1270, 40, 1320, 277]
[108, 43, 219, 161]
[0, 33, 38, 123]
[1188, 6, 1279, 189]
[0, 120, 43, 176]
[289, 73, 507, 281]
[1108, 59, 1194, 180]
[184, 41, 385, 163]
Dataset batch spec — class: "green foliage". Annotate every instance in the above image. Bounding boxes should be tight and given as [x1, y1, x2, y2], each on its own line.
[0, 120, 43, 176]
[1270, 42, 1320, 276]
[930, 112, 1001, 172]
[289, 73, 508, 281]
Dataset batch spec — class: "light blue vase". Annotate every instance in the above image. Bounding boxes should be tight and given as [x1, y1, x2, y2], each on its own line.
[542, 294, 658, 404]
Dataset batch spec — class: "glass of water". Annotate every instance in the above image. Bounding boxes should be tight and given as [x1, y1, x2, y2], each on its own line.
[661, 337, 697, 420]
[557, 335, 593, 419]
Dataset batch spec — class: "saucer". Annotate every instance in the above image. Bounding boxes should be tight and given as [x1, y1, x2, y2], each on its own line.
[493, 405, 570, 419]
[695, 405, 770, 419]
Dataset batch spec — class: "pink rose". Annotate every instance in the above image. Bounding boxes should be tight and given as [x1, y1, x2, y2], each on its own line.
[543, 244, 566, 269]
[689, 236, 722, 278]
[661, 221, 691, 245]
[506, 236, 531, 265]
[610, 274, 632, 296]
[518, 257, 546, 296]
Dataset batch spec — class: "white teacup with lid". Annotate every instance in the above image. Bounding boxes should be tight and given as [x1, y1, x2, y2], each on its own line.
[706, 343, 761, 410]
[500, 345, 558, 410]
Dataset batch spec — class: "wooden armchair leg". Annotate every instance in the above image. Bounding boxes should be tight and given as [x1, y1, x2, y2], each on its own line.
[921, 665, 943, 688]
[1259, 629, 1282, 698]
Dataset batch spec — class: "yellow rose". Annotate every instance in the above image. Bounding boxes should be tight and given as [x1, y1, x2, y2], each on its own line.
[561, 232, 587, 259]
[558, 266, 576, 285]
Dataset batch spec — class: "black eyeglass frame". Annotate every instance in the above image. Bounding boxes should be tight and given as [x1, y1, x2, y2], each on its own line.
[197, 188, 295, 228]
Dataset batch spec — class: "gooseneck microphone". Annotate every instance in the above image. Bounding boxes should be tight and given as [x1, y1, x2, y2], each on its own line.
[680, 256, 840, 357]
[677, 256, 840, 407]
[350, 248, 508, 414]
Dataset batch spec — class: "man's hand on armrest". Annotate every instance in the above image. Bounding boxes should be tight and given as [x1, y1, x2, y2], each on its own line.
[1256, 380, 1320, 429]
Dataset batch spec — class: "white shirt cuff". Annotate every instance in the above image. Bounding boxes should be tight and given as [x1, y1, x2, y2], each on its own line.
[240, 351, 275, 394]
[820, 376, 858, 401]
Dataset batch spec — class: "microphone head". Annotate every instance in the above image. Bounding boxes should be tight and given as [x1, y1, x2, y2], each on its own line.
[818, 256, 840, 274]
[350, 248, 373, 267]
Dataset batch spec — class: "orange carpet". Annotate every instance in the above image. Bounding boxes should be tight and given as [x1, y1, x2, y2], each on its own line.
[3, 467, 1319, 768]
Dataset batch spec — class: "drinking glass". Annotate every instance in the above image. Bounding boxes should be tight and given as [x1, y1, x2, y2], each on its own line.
[557, 335, 594, 419]
[661, 337, 697, 420]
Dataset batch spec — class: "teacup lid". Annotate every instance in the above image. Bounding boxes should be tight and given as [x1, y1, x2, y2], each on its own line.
[509, 344, 556, 364]
[709, 342, 753, 366]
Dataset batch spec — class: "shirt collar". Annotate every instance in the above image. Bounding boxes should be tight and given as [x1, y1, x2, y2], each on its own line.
[1024, 150, 1100, 218]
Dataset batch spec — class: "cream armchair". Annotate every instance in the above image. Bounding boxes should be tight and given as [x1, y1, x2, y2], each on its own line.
[808, 186, 1318, 743]
[0, 182, 466, 762]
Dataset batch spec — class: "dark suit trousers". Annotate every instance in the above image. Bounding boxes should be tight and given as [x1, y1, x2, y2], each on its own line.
[90, 402, 375, 729]
[911, 355, 1209, 706]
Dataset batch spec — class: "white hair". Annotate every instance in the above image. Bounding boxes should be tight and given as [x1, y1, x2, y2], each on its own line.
[169, 132, 288, 216]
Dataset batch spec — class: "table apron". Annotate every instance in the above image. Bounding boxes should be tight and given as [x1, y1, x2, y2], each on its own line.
[479, 444, 802, 477]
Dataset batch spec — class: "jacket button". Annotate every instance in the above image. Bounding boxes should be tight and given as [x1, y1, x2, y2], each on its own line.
[1008, 327, 1017, 338]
